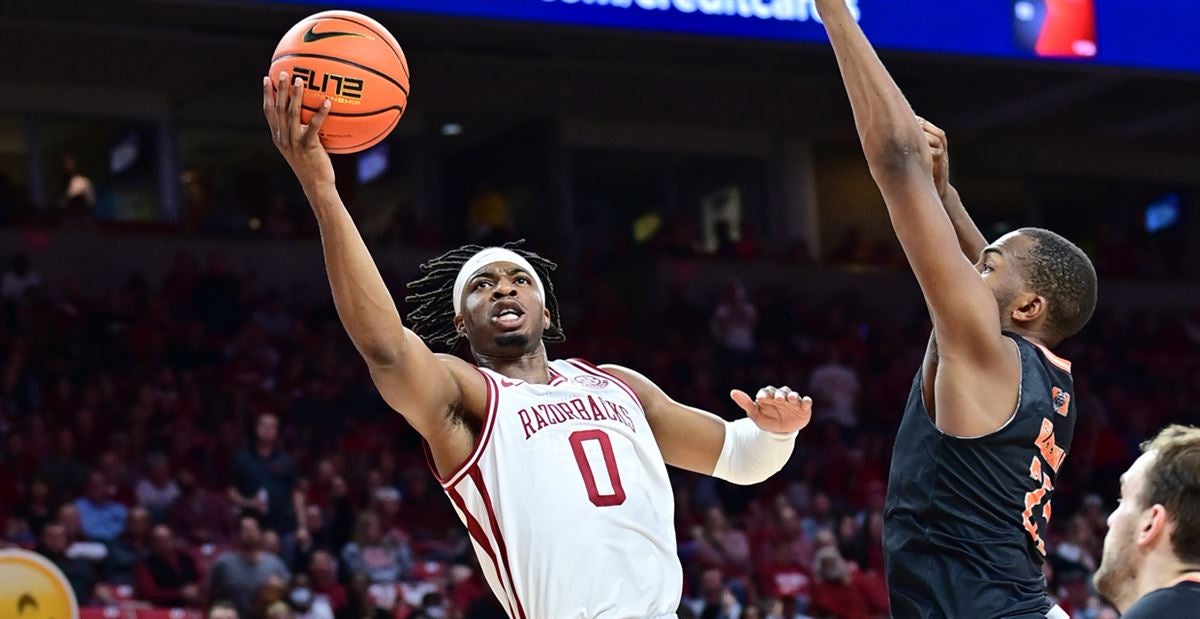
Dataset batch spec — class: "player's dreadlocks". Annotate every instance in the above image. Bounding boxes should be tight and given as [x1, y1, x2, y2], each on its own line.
[404, 240, 565, 349]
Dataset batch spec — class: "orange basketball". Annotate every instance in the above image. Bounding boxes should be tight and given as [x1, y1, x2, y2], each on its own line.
[269, 10, 410, 154]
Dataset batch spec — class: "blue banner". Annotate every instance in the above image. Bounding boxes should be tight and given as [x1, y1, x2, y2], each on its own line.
[265, 0, 1200, 72]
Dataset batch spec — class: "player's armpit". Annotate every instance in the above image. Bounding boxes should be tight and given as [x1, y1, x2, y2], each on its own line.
[368, 335, 487, 477]
[931, 339, 1022, 438]
[598, 364, 727, 475]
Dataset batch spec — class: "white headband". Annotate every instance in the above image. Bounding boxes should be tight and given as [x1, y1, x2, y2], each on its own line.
[452, 248, 545, 315]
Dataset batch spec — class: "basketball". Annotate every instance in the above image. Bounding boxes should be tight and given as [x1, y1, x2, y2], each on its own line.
[269, 10, 410, 154]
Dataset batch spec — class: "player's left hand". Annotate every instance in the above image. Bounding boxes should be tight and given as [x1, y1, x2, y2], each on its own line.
[730, 386, 812, 434]
[917, 116, 950, 199]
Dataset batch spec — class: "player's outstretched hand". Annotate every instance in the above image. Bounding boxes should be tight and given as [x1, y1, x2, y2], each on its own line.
[730, 386, 813, 434]
[263, 72, 335, 189]
[918, 116, 949, 199]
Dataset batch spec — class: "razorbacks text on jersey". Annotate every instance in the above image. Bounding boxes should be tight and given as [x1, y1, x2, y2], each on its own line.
[884, 334, 1077, 619]
[426, 359, 681, 619]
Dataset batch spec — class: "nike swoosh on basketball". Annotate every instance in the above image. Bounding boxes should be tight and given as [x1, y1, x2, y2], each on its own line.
[303, 25, 371, 43]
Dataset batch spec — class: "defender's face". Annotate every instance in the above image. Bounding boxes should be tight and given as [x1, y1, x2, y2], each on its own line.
[457, 261, 550, 353]
[975, 232, 1035, 319]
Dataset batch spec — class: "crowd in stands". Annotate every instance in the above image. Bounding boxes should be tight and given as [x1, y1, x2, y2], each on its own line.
[2, 243, 1199, 619]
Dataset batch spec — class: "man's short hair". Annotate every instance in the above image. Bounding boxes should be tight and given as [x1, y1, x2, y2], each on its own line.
[1015, 228, 1097, 344]
[1140, 425, 1200, 564]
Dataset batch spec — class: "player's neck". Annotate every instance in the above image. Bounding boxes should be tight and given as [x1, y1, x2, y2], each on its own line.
[1171, 569, 1200, 586]
[1134, 554, 1199, 606]
[476, 346, 551, 384]
[1006, 325, 1050, 349]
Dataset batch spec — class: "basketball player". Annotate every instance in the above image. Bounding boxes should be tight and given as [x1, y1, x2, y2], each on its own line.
[261, 73, 812, 618]
[1093, 425, 1200, 617]
[814, 1, 1098, 617]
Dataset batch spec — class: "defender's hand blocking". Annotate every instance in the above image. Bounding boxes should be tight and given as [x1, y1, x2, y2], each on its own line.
[263, 72, 335, 188]
[919, 116, 950, 199]
[730, 386, 812, 434]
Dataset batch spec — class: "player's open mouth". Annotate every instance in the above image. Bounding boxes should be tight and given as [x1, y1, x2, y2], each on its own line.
[490, 302, 526, 329]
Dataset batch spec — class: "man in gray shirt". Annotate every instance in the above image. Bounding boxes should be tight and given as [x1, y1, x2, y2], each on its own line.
[207, 514, 290, 617]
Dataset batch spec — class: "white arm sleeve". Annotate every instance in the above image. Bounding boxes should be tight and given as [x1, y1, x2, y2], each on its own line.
[710, 418, 798, 485]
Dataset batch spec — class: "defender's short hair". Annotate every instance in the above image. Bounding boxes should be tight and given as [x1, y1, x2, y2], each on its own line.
[1017, 228, 1097, 344]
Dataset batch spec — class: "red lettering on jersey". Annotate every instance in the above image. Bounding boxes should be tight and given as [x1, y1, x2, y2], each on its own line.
[588, 395, 606, 421]
[540, 403, 563, 424]
[518, 395, 640, 441]
[603, 400, 621, 422]
[617, 405, 635, 431]
[518, 409, 534, 440]
[1035, 418, 1066, 474]
[569, 398, 590, 420]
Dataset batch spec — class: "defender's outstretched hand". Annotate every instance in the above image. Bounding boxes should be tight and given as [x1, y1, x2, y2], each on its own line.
[918, 117, 950, 199]
[263, 72, 335, 189]
[730, 386, 812, 434]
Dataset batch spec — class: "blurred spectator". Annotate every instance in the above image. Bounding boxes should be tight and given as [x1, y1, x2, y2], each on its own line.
[229, 413, 307, 556]
[682, 567, 741, 618]
[287, 574, 334, 619]
[809, 546, 888, 619]
[446, 563, 487, 616]
[802, 493, 836, 540]
[42, 428, 89, 496]
[58, 156, 96, 216]
[254, 289, 293, 336]
[75, 471, 128, 543]
[258, 574, 291, 618]
[341, 511, 414, 585]
[15, 477, 58, 539]
[693, 506, 751, 577]
[1055, 567, 1102, 619]
[135, 524, 203, 607]
[808, 346, 861, 428]
[104, 506, 152, 584]
[136, 452, 181, 521]
[755, 543, 811, 617]
[2, 253, 43, 301]
[307, 550, 348, 616]
[208, 601, 240, 619]
[38, 522, 97, 605]
[207, 515, 291, 619]
[169, 468, 234, 546]
[710, 282, 758, 370]
[1053, 515, 1100, 574]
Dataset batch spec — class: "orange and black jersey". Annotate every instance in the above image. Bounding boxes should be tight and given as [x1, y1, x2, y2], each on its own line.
[883, 333, 1076, 619]
[1121, 579, 1200, 618]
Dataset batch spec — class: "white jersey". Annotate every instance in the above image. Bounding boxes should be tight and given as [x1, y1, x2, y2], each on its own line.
[431, 358, 681, 619]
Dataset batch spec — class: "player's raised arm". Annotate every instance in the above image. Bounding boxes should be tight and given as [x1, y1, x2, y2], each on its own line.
[922, 118, 988, 260]
[262, 73, 465, 439]
[602, 365, 809, 484]
[815, 1, 1019, 435]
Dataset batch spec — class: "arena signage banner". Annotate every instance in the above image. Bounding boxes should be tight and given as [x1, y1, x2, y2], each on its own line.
[264, 0, 1200, 72]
